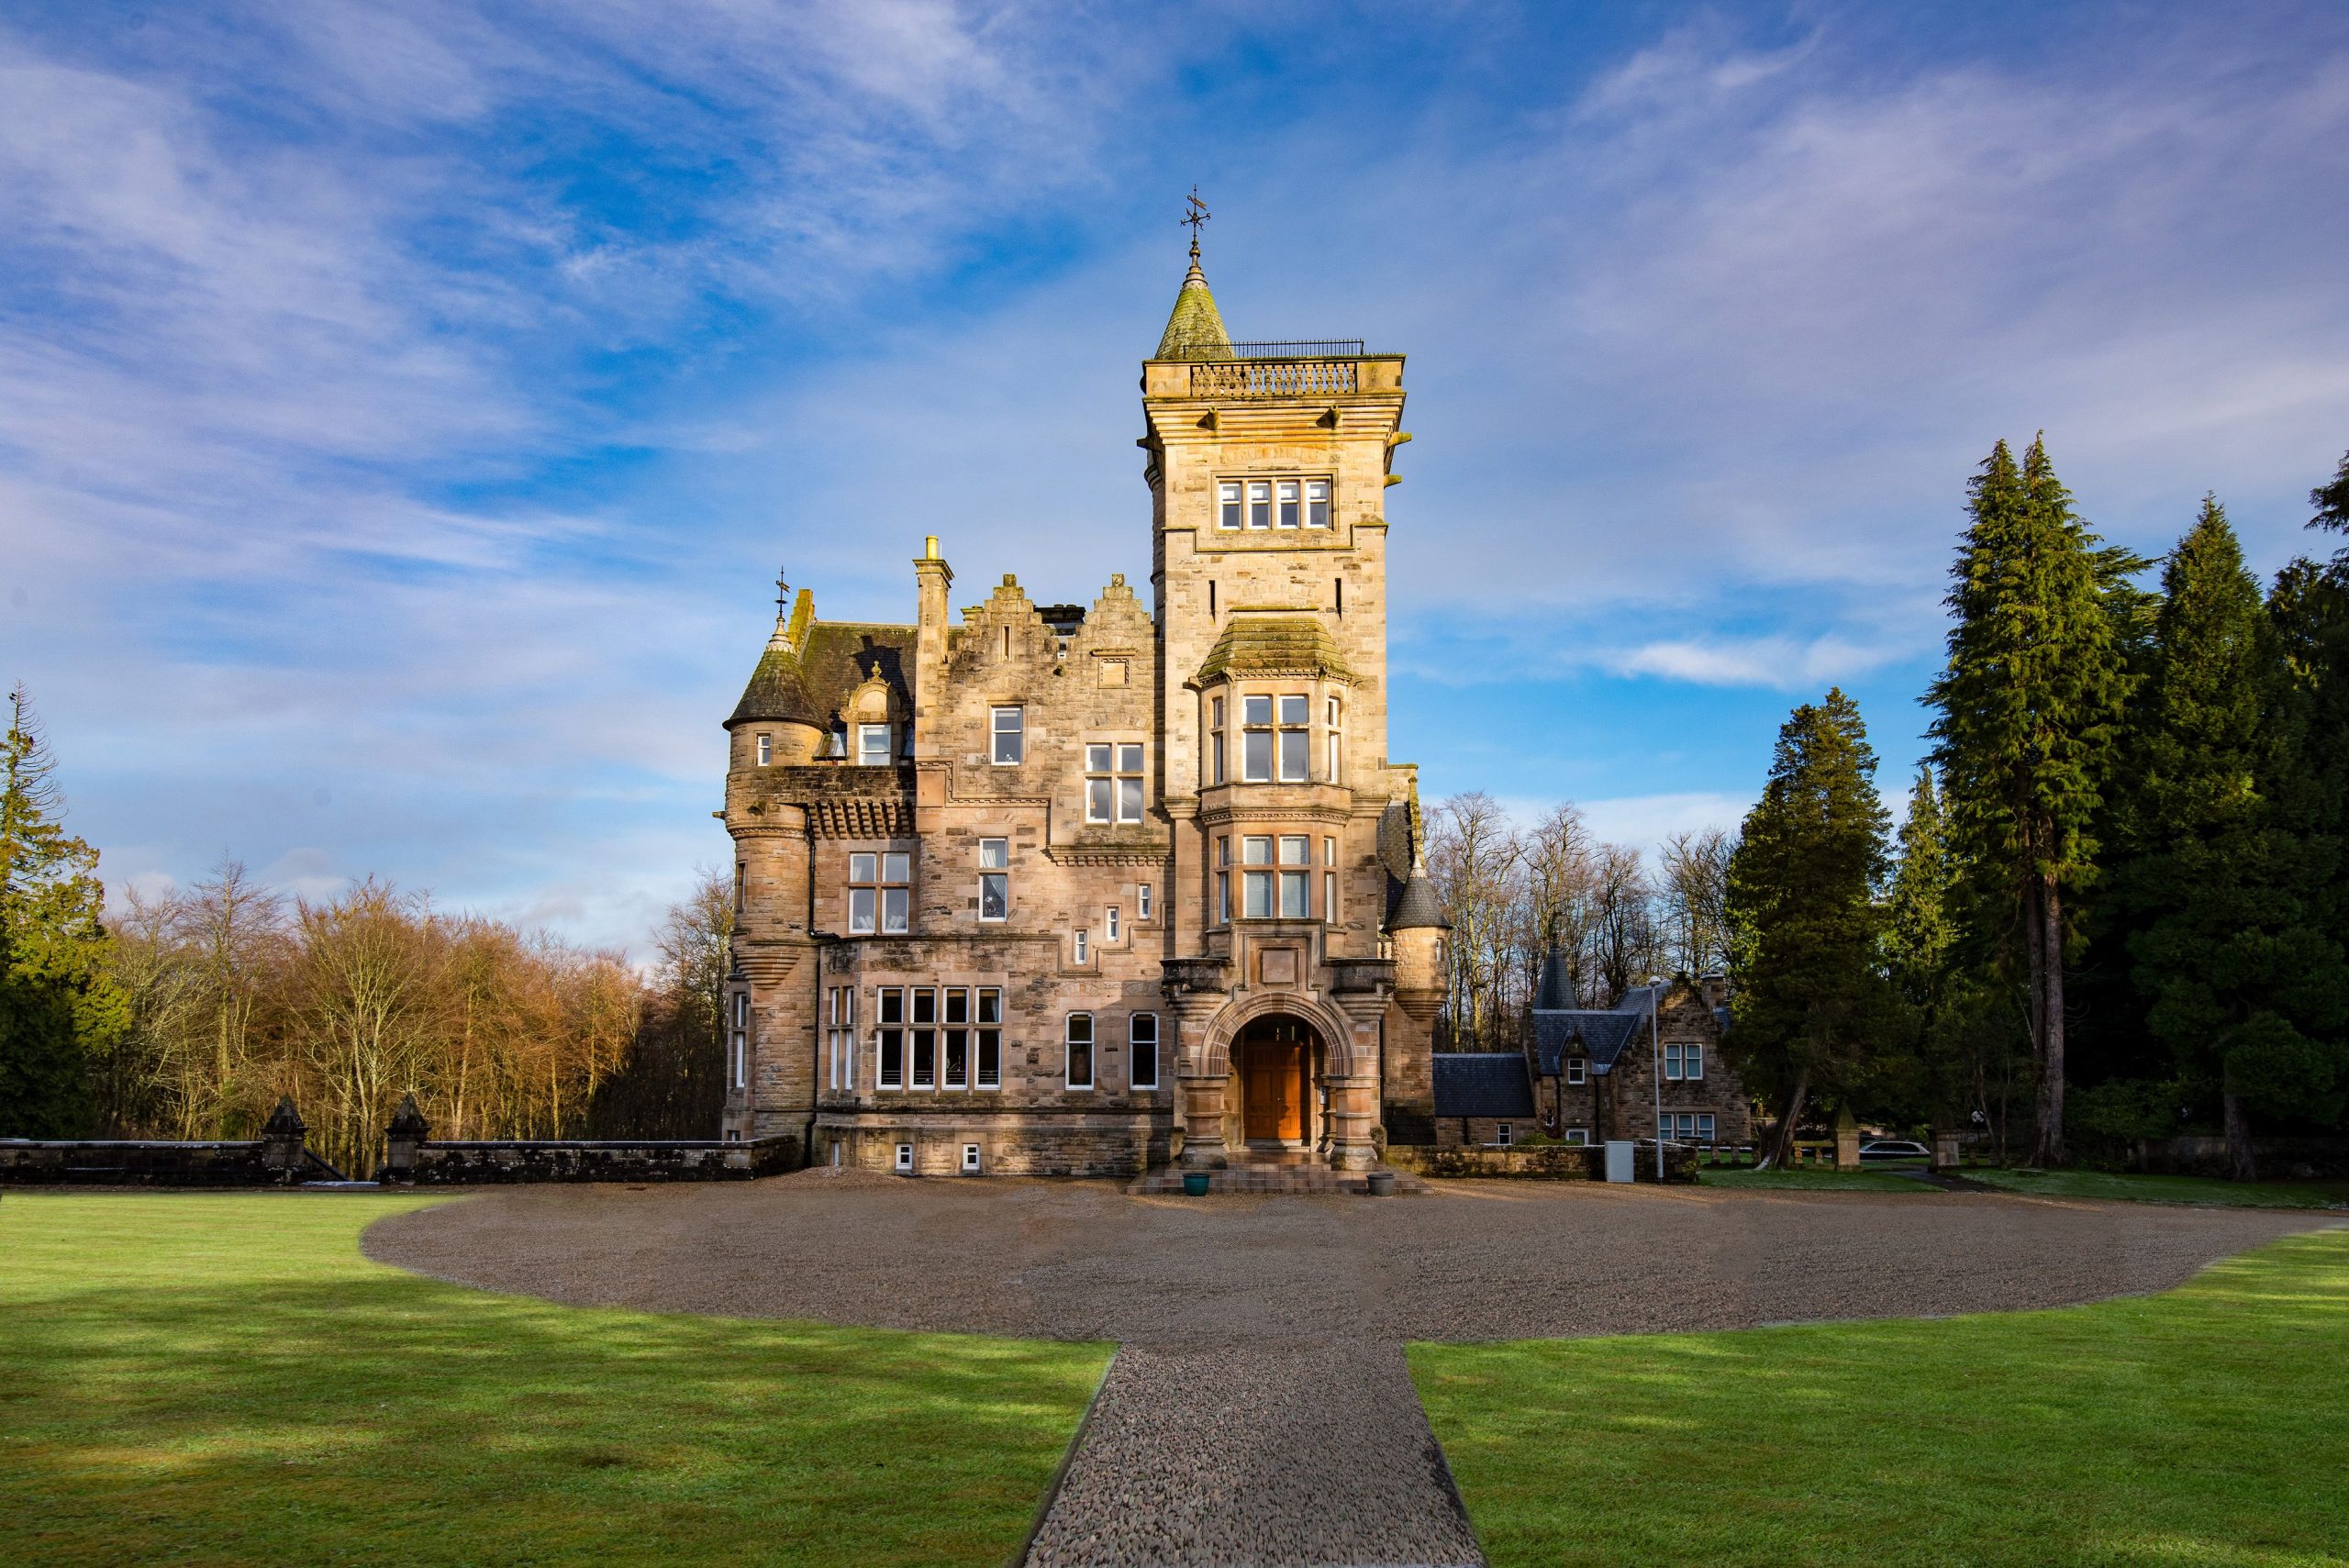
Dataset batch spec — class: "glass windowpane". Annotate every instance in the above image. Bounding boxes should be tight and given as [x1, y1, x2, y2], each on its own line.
[850, 852, 876, 883]
[1088, 743, 1111, 773]
[1242, 836, 1273, 864]
[1278, 695, 1308, 725]
[1280, 871, 1308, 917]
[1279, 729, 1308, 781]
[1243, 695, 1271, 725]
[849, 888, 875, 932]
[979, 838, 1008, 869]
[980, 873, 1008, 920]
[1088, 778, 1113, 821]
[1243, 871, 1273, 917]
[1118, 777, 1142, 822]
[1119, 744, 1142, 773]
[883, 887, 909, 932]
[882, 852, 908, 884]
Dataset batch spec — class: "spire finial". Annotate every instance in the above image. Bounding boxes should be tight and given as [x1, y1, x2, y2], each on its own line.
[774, 565, 790, 614]
[1182, 185, 1209, 261]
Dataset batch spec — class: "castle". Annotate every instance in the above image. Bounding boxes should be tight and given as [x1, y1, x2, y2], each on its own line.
[716, 234, 1449, 1176]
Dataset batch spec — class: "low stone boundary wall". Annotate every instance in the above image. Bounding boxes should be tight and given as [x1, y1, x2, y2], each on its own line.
[0, 1139, 280, 1186]
[1385, 1140, 1696, 1183]
[395, 1136, 799, 1184]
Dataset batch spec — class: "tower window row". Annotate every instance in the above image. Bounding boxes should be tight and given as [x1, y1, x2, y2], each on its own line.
[1219, 476, 1330, 530]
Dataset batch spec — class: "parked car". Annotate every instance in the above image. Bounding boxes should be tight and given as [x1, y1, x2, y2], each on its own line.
[1858, 1139, 1932, 1162]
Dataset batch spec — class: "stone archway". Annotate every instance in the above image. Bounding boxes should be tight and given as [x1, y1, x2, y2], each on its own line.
[1179, 993, 1381, 1172]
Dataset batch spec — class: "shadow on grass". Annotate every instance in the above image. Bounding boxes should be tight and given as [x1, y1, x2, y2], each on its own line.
[0, 1195, 1108, 1567]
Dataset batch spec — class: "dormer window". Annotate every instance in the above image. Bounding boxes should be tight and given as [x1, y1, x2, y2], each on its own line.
[1568, 1057, 1586, 1085]
[858, 724, 890, 766]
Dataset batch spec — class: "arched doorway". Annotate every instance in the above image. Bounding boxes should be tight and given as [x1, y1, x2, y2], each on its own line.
[1236, 1014, 1320, 1147]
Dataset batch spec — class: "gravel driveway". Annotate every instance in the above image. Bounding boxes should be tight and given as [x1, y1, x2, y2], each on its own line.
[364, 1177, 2327, 1568]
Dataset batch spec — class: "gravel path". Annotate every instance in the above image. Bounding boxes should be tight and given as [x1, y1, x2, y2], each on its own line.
[364, 1179, 2328, 1567]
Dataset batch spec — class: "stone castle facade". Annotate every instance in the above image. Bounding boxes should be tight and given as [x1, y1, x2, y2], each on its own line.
[717, 245, 1448, 1176]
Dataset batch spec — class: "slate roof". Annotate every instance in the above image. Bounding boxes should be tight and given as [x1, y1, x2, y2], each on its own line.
[1389, 866, 1448, 930]
[800, 622, 913, 720]
[1432, 1053, 1535, 1119]
[1533, 951, 1574, 1011]
[1532, 1010, 1643, 1075]
[1154, 256, 1233, 361]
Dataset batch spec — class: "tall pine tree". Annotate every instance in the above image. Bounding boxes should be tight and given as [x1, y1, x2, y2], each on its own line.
[1725, 689, 1900, 1168]
[2114, 499, 2345, 1176]
[0, 684, 123, 1135]
[1925, 436, 2129, 1165]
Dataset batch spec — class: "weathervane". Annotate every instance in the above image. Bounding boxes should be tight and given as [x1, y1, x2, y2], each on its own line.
[774, 565, 790, 612]
[1182, 185, 1210, 261]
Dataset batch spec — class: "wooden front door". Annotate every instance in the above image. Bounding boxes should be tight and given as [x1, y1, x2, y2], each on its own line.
[1243, 1037, 1305, 1142]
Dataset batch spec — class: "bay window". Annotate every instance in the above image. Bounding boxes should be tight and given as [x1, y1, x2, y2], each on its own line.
[1241, 835, 1275, 917]
[1242, 695, 1273, 782]
[1277, 695, 1308, 781]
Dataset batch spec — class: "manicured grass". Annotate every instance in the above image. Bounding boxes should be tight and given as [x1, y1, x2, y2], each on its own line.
[1413, 1229, 2349, 1568]
[1698, 1163, 1932, 1193]
[0, 1193, 1109, 1567]
[1965, 1165, 2349, 1210]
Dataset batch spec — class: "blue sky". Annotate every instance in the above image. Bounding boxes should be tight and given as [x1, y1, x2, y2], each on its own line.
[4, 1, 2346, 957]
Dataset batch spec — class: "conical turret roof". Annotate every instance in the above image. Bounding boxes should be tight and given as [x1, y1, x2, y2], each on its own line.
[728, 588, 824, 730]
[1154, 252, 1232, 361]
[1389, 851, 1450, 931]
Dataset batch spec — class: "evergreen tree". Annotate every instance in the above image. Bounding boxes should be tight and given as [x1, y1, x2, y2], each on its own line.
[0, 684, 123, 1135]
[1725, 689, 1901, 1167]
[1925, 436, 2130, 1165]
[2113, 499, 2346, 1176]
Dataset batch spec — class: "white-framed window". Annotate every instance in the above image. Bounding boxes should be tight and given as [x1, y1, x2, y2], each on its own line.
[1217, 476, 1328, 529]
[1073, 929, 1089, 964]
[1241, 835, 1274, 917]
[1241, 695, 1273, 782]
[941, 986, 969, 1090]
[858, 723, 891, 766]
[1086, 743, 1145, 824]
[876, 986, 905, 1088]
[1138, 883, 1153, 922]
[895, 1141, 913, 1173]
[1130, 1012, 1159, 1090]
[976, 986, 1002, 1088]
[991, 706, 1023, 764]
[910, 986, 937, 1089]
[978, 837, 1008, 922]
[1664, 1042, 1703, 1081]
[1105, 905, 1120, 942]
[1322, 836, 1338, 923]
[1209, 696, 1227, 784]
[826, 987, 856, 1091]
[1564, 1128, 1589, 1146]
[1325, 698, 1342, 784]
[1497, 1122, 1512, 1146]
[1066, 1013, 1095, 1090]
[1279, 835, 1310, 917]
[847, 851, 911, 935]
[1567, 1056, 1586, 1086]
[962, 1143, 982, 1174]
[1697, 1113, 1717, 1143]
[1277, 695, 1308, 782]
[755, 732, 774, 766]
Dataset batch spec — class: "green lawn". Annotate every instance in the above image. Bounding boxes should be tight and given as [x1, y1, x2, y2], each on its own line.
[0, 1193, 1109, 1567]
[1413, 1229, 2349, 1568]
[1965, 1165, 2349, 1210]
[1698, 1163, 1932, 1193]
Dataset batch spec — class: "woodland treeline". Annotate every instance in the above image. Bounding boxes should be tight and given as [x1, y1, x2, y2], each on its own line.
[1430, 440, 2349, 1176]
[0, 688, 731, 1176]
[1426, 796, 1731, 1049]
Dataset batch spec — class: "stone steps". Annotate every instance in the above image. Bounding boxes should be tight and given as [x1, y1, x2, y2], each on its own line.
[1126, 1163, 1427, 1195]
